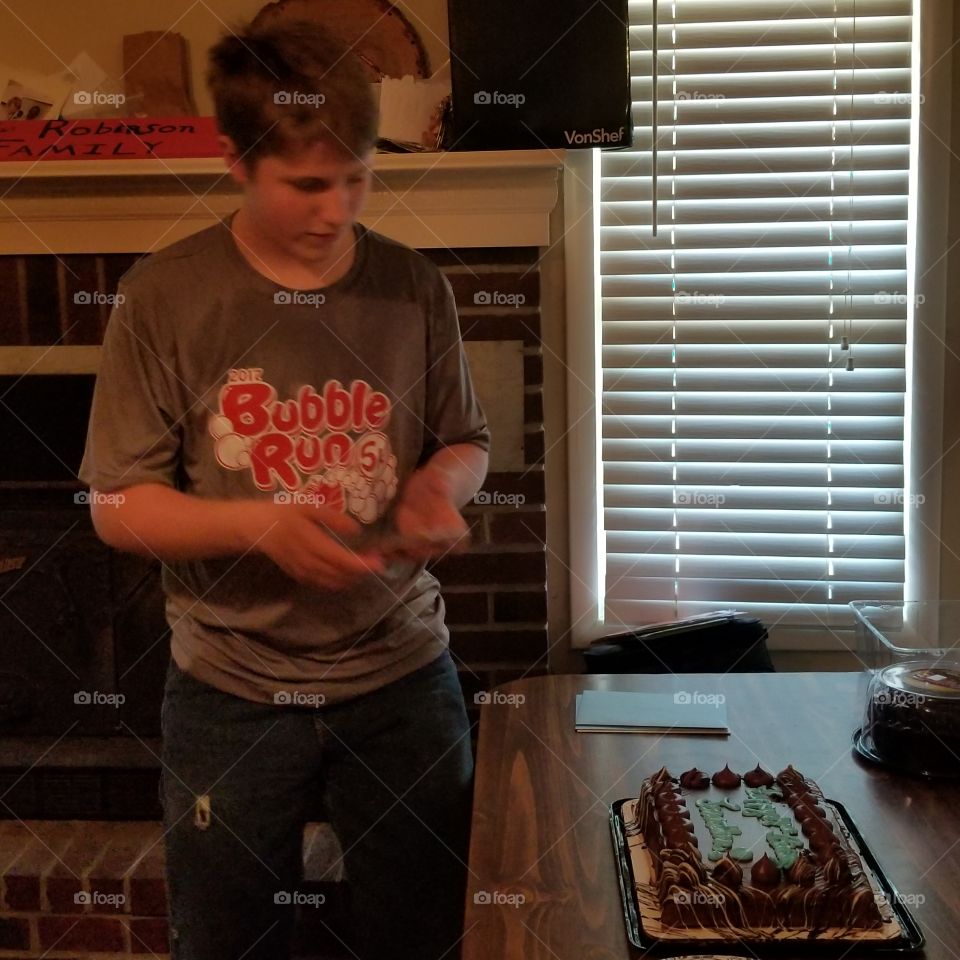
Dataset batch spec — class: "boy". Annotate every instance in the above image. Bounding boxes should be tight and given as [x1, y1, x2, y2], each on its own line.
[79, 19, 489, 960]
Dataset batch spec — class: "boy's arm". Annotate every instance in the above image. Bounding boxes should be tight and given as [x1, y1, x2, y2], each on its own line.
[90, 483, 254, 558]
[91, 483, 385, 590]
[412, 442, 489, 509]
[392, 443, 488, 552]
[390, 269, 492, 554]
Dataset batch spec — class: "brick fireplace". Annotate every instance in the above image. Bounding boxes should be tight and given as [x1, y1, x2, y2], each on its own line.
[0, 150, 563, 957]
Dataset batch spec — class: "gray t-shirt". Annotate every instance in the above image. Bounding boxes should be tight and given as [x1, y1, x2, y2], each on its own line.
[79, 213, 489, 705]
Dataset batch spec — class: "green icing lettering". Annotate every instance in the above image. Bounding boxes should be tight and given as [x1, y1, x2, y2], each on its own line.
[767, 831, 804, 869]
[699, 798, 741, 813]
[745, 785, 783, 801]
[696, 799, 742, 859]
[694, 790, 805, 869]
[773, 848, 798, 869]
[725, 786, 808, 866]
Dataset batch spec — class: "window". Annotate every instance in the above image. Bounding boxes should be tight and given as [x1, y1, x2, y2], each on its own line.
[566, 0, 920, 644]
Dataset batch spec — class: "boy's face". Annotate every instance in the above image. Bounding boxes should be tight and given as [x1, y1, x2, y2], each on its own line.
[222, 136, 374, 270]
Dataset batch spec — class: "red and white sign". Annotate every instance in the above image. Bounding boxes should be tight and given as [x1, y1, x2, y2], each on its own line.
[0, 116, 222, 161]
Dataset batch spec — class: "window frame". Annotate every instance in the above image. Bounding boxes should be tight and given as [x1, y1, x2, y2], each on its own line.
[563, 0, 951, 650]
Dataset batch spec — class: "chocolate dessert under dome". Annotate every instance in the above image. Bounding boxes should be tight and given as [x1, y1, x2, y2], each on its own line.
[626, 763, 900, 938]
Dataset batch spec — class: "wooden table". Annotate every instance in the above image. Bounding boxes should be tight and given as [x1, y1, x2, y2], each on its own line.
[463, 672, 960, 958]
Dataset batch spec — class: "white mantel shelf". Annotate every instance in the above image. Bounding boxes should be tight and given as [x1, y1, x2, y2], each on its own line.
[0, 149, 564, 253]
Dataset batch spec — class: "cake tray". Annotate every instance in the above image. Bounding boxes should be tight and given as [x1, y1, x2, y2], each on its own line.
[610, 797, 924, 954]
[853, 727, 960, 781]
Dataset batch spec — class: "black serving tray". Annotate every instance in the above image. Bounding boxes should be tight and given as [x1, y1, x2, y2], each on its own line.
[610, 797, 924, 954]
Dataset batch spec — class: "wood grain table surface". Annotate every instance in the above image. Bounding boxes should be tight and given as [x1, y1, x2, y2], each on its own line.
[463, 672, 959, 960]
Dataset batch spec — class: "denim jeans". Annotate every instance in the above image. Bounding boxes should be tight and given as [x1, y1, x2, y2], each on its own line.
[159, 650, 474, 960]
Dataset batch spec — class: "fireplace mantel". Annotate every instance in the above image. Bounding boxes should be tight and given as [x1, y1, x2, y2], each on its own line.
[0, 149, 564, 254]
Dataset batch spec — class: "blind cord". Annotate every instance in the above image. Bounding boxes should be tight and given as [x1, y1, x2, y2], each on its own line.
[652, 0, 659, 236]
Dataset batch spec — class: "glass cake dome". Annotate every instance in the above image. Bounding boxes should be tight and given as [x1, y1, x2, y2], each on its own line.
[850, 601, 960, 778]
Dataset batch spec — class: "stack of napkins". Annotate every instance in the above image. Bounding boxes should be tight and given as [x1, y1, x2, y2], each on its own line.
[575, 690, 728, 735]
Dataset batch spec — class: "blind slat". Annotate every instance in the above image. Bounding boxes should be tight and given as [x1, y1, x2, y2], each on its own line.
[602, 342, 904, 365]
[604, 462, 905, 485]
[607, 554, 904, 581]
[605, 505, 907, 529]
[630, 44, 910, 72]
[603, 415, 903, 441]
[602, 319, 905, 346]
[627, 0, 911, 22]
[601, 294, 910, 320]
[602, 222, 907, 250]
[602, 172, 909, 205]
[603, 195, 908, 227]
[631, 16, 910, 42]
[603, 145, 909, 178]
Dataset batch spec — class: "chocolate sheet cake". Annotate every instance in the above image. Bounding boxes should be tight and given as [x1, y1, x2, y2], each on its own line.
[627, 764, 892, 935]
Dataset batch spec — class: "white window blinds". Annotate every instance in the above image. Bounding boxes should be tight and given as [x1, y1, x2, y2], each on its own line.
[599, 0, 914, 629]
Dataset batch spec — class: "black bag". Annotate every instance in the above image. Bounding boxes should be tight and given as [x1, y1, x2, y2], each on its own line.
[582, 612, 775, 674]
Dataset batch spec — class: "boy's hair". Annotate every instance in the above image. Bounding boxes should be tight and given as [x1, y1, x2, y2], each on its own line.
[207, 20, 378, 170]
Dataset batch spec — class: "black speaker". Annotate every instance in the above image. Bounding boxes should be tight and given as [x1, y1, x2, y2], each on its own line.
[447, 0, 633, 151]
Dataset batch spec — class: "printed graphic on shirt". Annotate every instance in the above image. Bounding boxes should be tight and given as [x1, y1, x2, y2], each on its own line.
[208, 369, 398, 524]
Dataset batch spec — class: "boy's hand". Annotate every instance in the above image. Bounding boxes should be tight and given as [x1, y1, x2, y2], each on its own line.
[249, 499, 385, 591]
[391, 465, 470, 561]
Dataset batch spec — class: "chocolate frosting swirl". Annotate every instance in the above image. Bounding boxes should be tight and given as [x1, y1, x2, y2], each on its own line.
[712, 855, 743, 889]
[711, 764, 742, 789]
[665, 825, 696, 848]
[679, 767, 710, 790]
[809, 830, 838, 854]
[823, 854, 852, 885]
[824, 841, 846, 861]
[794, 798, 825, 818]
[786, 853, 816, 887]
[776, 764, 809, 793]
[654, 781, 678, 800]
[801, 816, 829, 840]
[661, 811, 687, 832]
[651, 766, 674, 785]
[750, 852, 781, 887]
[743, 764, 775, 787]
